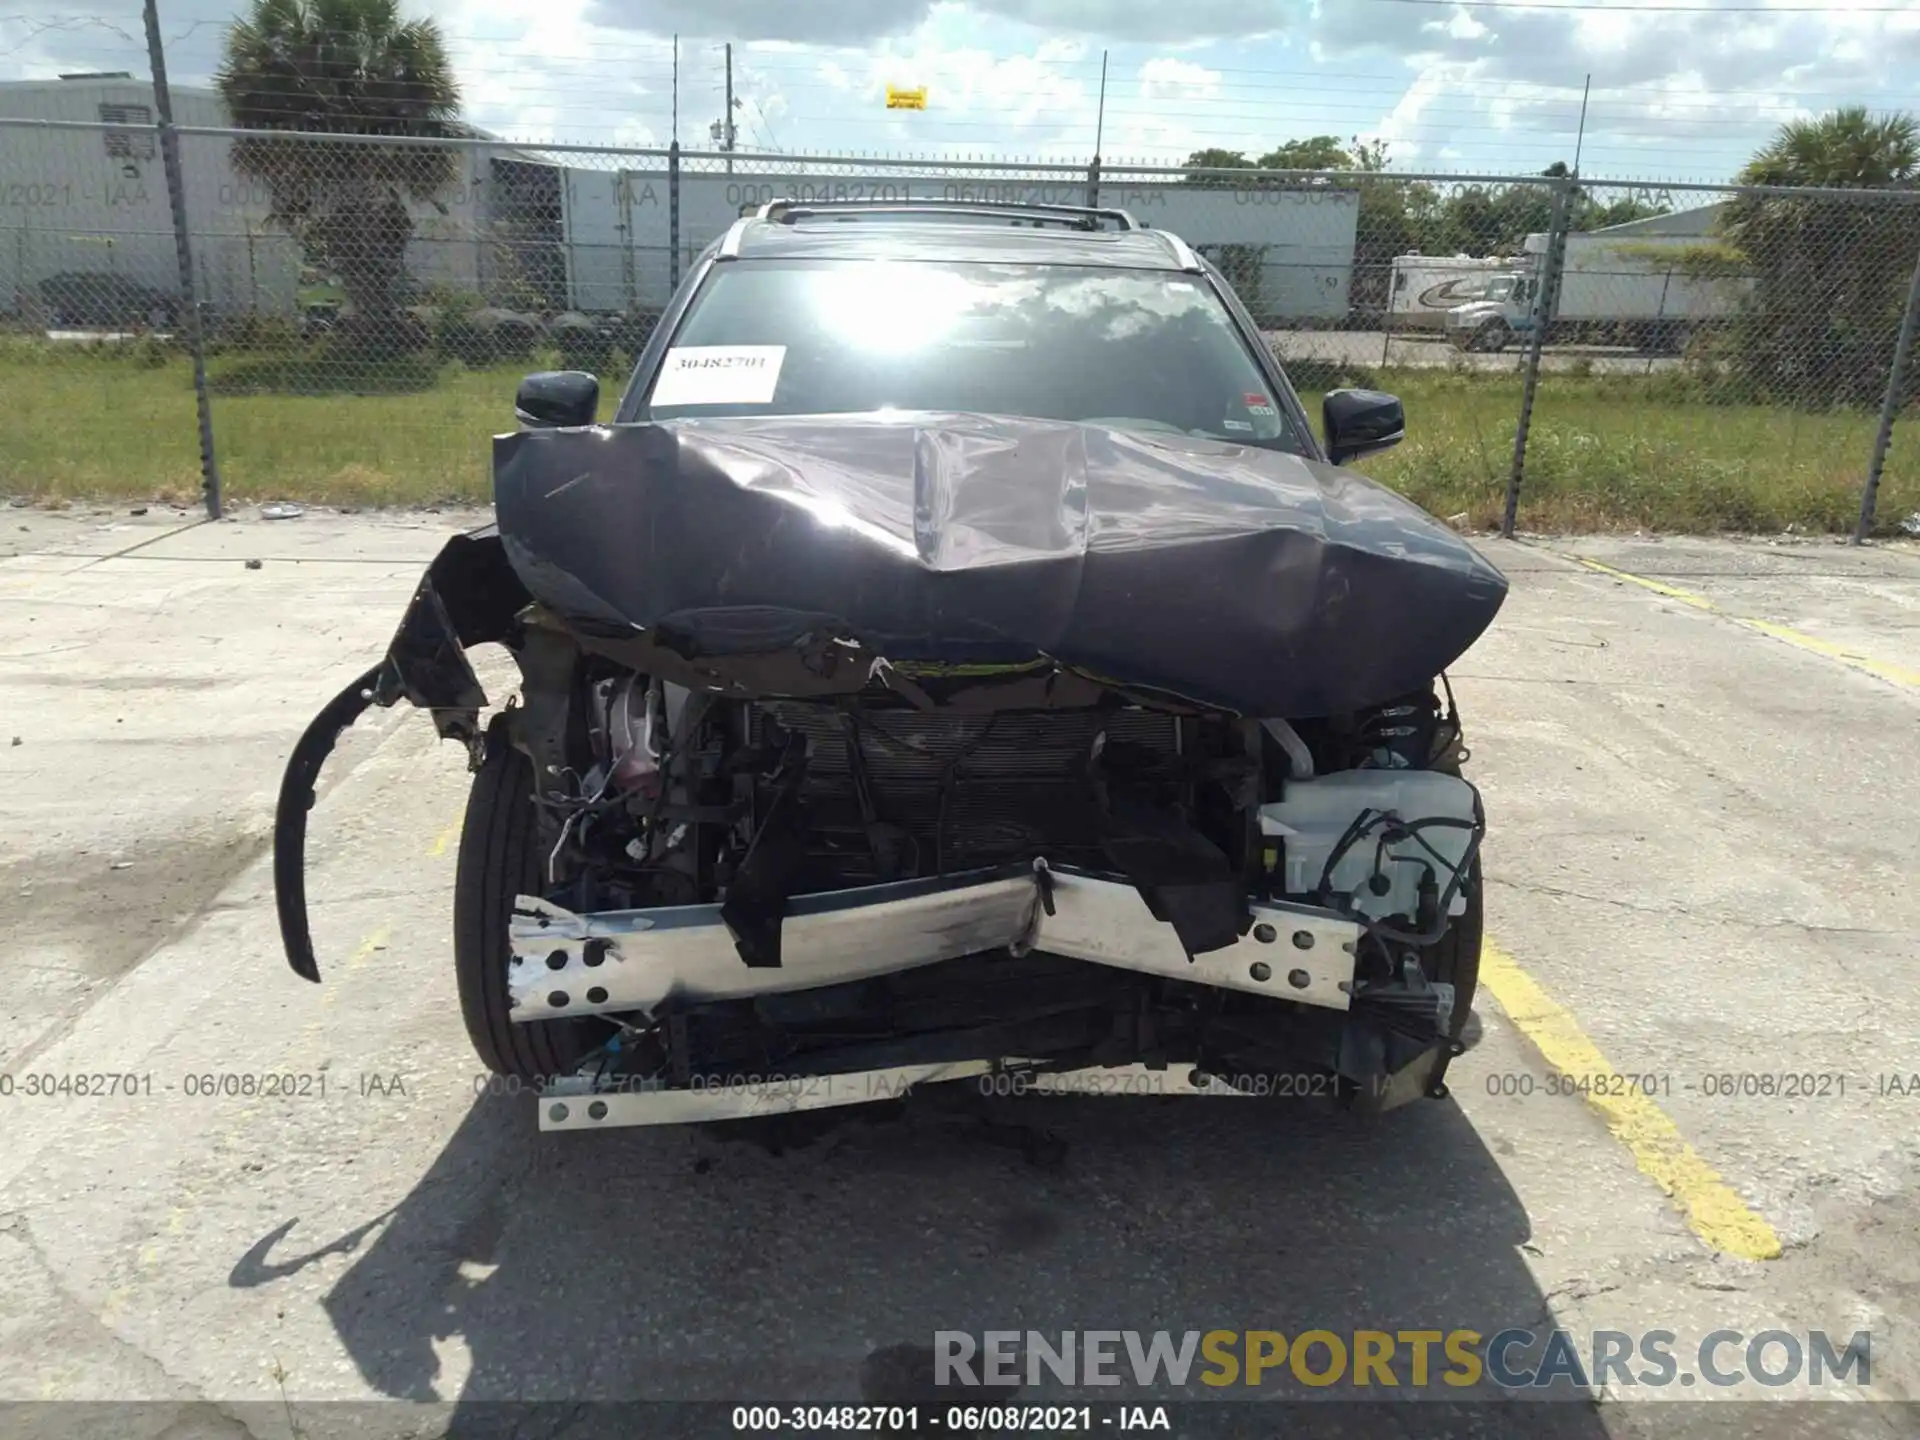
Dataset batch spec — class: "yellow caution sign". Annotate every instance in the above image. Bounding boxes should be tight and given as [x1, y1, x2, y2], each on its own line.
[886, 85, 927, 110]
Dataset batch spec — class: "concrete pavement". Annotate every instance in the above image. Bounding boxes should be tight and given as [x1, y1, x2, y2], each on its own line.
[1, 506, 1917, 1436]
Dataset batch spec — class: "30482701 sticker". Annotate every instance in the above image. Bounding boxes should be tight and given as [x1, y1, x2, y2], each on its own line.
[650, 346, 787, 407]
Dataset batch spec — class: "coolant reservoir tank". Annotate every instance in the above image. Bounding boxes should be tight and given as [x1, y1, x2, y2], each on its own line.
[1259, 770, 1479, 921]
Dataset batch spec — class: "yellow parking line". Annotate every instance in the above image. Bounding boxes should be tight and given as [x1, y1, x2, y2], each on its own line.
[1479, 942, 1783, 1262]
[339, 926, 391, 976]
[428, 811, 463, 857]
[1568, 555, 1920, 689]
[1734, 616, 1920, 690]
[1571, 555, 1715, 610]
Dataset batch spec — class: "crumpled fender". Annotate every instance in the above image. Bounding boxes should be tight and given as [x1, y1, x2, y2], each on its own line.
[273, 528, 530, 981]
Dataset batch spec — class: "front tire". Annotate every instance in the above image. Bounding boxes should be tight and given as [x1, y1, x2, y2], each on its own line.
[1425, 858, 1483, 1046]
[1471, 319, 1511, 353]
[453, 714, 591, 1080]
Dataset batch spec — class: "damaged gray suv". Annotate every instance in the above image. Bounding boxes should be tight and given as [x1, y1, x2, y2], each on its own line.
[274, 197, 1507, 1132]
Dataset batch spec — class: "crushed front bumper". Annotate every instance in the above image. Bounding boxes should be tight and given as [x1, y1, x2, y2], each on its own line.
[509, 862, 1360, 1023]
[511, 863, 1399, 1132]
[273, 529, 1465, 1132]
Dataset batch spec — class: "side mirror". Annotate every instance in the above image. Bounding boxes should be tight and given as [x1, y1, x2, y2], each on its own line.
[1323, 388, 1405, 466]
[515, 370, 599, 428]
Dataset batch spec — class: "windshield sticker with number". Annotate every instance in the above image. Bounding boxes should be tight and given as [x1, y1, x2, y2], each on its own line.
[652, 346, 787, 406]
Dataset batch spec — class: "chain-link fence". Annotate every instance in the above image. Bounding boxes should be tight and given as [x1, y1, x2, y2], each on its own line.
[4, 113, 1917, 537]
[1518, 179, 1920, 535]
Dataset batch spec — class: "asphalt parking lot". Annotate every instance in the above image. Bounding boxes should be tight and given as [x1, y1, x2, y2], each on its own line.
[1, 506, 1917, 1437]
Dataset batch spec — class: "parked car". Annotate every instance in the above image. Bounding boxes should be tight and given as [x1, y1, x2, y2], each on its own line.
[299, 302, 340, 340]
[274, 197, 1508, 1132]
[39, 271, 179, 330]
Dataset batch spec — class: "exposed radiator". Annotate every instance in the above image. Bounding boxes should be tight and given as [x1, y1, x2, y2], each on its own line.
[750, 703, 1184, 879]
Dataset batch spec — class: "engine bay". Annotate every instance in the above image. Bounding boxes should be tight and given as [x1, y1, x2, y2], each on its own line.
[500, 625, 1485, 1117]
[271, 521, 1499, 1126]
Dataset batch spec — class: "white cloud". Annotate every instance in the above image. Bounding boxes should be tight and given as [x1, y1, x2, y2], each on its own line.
[578, 0, 1294, 44]
[1308, 0, 1920, 177]
[2, 0, 1916, 180]
[1138, 58, 1222, 103]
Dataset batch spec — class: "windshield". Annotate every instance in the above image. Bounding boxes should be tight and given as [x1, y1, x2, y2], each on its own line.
[1485, 277, 1516, 301]
[640, 258, 1307, 454]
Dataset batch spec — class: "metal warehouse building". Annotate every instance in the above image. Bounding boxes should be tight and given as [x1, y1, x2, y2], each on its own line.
[0, 73, 554, 320]
[2, 76, 1365, 324]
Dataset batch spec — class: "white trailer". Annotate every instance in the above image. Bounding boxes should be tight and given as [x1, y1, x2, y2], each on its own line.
[0, 77, 538, 322]
[0, 77, 300, 319]
[1387, 254, 1523, 331]
[555, 169, 1360, 321]
[553, 168, 662, 314]
[1525, 227, 1745, 342]
[1444, 207, 1751, 354]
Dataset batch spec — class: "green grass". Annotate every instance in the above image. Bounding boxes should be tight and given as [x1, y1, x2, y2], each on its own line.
[4, 338, 1915, 533]
[7, 338, 623, 508]
[1306, 369, 1917, 535]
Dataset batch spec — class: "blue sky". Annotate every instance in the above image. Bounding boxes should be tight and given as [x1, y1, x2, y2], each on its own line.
[4, 0, 1919, 182]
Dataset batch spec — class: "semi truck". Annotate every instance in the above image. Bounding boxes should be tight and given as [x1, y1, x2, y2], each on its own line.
[1444, 224, 1749, 355]
[1387, 254, 1525, 332]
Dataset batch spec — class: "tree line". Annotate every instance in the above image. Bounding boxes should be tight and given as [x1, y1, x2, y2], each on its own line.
[209, 0, 1919, 405]
[1182, 119, 1919, 405]
[1184, 138, 1670, 258]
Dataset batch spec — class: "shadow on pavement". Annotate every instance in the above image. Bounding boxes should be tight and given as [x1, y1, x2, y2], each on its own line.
[271, 1082, 1615, 1435]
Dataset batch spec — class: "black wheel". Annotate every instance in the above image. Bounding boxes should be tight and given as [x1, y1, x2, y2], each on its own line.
[454, 713, 592, 1080]
[1472, 319, 1511, 354]
[1424, 857, 1482, 1046]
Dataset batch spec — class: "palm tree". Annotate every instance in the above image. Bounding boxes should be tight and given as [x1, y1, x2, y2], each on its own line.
[1715, 107, 1919, 406]
[217, 0, 462, 332]
[1737, 107, 1918, 189]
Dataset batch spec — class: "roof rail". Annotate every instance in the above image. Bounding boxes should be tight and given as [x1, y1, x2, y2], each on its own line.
[1155, 229, 1203, 271]
[755, 196, 1140, 232]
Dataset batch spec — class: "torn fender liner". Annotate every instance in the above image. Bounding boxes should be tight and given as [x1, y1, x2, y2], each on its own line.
[384, 526, 532, 723]
[273, 527, 531, 982]
[492, 413, 1509, 718]
[274, 664, 386, 983]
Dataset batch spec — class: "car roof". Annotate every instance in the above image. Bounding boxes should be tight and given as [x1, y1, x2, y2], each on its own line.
[716, 213, 1203, 272]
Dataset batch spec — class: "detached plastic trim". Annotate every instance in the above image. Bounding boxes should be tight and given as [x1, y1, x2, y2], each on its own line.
[273, 664, 388, 983]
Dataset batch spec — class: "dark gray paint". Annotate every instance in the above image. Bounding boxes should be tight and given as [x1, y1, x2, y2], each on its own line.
[492, 412, 1509, 717]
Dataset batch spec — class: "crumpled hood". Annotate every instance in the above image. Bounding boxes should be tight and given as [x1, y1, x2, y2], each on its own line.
[492, 411, 1507, 717]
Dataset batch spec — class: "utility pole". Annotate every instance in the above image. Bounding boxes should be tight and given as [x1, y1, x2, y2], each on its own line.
[1572, 73, 1591, 173]
[1087, 49, 1108, 210]
[141, 0, 221, 519]
[725, 42, 735, 175]
[1093, 49, 1108, 157]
